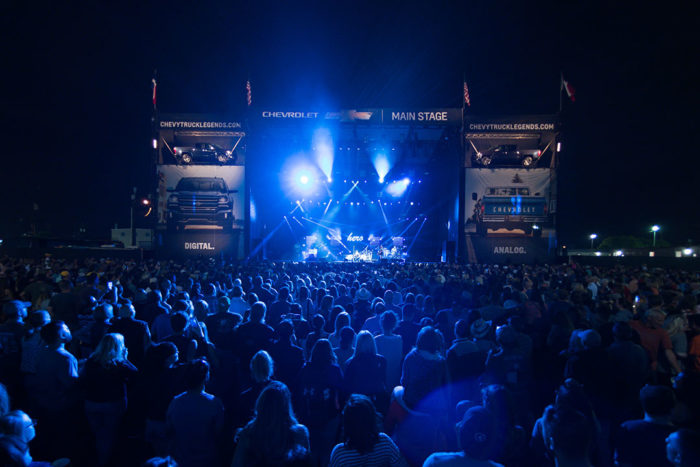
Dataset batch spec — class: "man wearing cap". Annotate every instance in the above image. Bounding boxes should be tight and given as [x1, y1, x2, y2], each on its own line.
[423, 406, 503, 466]
[470, 318, 496, 353]
[353, 287, 373, 329]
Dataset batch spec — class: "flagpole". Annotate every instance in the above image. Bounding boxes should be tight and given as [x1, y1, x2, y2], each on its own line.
[559, 73, 563, 113]
[461, 73, 465, 136]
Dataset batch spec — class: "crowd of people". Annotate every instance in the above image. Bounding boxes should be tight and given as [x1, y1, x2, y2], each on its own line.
[1, 255, 700, 466]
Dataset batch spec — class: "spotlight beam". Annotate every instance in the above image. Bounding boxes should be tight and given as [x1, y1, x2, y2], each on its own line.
[303, 217, 351, 252]
[406, 217, 428, 256]
[396, 218, 418, 238]
[382, 218, 416, 250]
[323, 182, 359, 222]
[244, 219, 285, 263]
[283, 216, 295, 236]
[322, 199, 333, 217]
[377, 199, 392, 235]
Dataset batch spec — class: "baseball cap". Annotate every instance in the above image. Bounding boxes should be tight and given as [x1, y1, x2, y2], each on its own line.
[458, 406, 496, 460]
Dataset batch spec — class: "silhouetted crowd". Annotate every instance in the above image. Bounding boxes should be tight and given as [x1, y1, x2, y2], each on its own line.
[1, 256, 700, 467]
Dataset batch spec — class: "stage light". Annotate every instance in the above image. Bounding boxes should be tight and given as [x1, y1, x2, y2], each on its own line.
[410, 202, 414, 206]
[386, 178, 410, 197]
[290, 166, 318, 195]
[312, 128, 334, 182]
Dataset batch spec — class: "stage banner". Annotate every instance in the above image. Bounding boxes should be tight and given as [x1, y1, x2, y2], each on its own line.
[157, 114, 245, 166]
[259, 109, 462, 125]
[464, 168, 556, 262]
[467, 236, 553, 263]
[158, 230, 242, 258]
[157, 165, 245, 232]
[464, 115, 559, 134]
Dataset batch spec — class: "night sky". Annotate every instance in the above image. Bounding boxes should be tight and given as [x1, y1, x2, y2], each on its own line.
[1, 1, 697, 247]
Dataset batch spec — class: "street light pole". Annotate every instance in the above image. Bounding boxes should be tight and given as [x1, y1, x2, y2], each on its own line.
[589, 233, 597, 250]
[130, 187, 137, 248]
[651, 225, 660, 248]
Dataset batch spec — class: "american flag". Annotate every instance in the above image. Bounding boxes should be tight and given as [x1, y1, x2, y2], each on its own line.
[246, 80, 252, 107]
[463, 81, 471, 107]
[151, 78, 157, 109]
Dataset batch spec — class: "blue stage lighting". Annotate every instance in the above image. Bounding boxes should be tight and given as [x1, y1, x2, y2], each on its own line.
[290, 166, 318, 194]
[372, 152, 391, 183]
[386, 178, 410, 197]
[313, 128, 334, 182]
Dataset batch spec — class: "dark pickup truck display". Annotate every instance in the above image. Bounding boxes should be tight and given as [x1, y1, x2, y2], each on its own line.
[472, 185, 548, 235]
[474, 144, 541, 167]
[172, 143, 235, 165]
[167, 177, 236, 230]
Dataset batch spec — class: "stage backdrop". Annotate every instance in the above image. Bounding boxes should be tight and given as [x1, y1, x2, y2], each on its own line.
[464, 168, 556, 263]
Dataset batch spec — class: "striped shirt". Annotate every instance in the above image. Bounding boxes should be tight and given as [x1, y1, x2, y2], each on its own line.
[329, 433, 407, 467]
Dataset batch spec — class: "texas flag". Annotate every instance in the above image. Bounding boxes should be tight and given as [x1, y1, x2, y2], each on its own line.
[463, 81, 471, 107]
[561, 73, 575, 102]
[151, 78, 157, 109]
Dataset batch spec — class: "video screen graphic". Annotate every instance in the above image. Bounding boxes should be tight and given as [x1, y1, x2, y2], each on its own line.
[157, 165, 245, 232]
[465, 168, 555, 237]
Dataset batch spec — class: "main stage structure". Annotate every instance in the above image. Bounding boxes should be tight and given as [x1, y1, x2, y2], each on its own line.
[152, 109, 559, 264]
